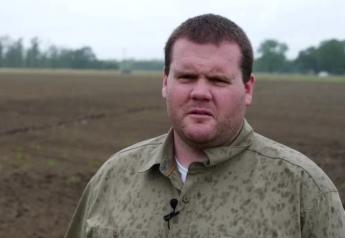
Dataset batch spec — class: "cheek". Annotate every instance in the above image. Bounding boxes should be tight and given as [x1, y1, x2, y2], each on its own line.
[217, 91, 245, 114]
[167, 86, 190, 104]
[165, 90, 182, 114]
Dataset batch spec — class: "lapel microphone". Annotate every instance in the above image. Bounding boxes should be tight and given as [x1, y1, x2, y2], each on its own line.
[163, 198, 180, 229]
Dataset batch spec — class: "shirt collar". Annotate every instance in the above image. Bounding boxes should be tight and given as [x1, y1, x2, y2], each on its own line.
[137, 120, 254, 174]
[202, 120, 253, 167]
[137, 129, 175, 174]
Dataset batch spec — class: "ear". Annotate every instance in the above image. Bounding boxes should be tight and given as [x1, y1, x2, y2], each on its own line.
[244, 74, 256, 106]
[162, 72, 168, 98]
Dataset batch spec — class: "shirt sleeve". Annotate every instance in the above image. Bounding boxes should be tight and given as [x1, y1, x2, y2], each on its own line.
[301, 190, 345, 237]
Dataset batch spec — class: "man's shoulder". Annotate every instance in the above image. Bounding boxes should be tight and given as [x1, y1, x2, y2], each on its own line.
[250, 132, 307, 163]
[249, 132, 337, 193]
[91, 134, 167, 180]
[116, 133, 167, 156]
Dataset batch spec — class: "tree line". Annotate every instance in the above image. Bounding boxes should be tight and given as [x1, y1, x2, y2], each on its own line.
[0, 36, 118, 70]
[255, 39, 345, 75]
[0, 35, 344, 74]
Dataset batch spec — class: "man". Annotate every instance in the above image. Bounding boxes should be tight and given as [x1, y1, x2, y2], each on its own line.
[65, 14, 345, 237]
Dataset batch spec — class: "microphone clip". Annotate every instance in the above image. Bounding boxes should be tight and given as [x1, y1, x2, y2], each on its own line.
[163, 198, 180, 229]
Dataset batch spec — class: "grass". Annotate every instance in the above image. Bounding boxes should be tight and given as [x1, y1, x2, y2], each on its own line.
[47, 159, 58, 167]
[13, 145, 31, 169]
[255, 73, 345, 83]
[15, 145, 25, 162]
[1, 68, 344, 82]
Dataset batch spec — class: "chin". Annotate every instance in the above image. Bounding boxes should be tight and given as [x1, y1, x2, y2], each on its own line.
[183, 127, 216, 144]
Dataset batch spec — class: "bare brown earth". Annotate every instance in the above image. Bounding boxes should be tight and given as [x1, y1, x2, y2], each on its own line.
[0, 70, 344, 238]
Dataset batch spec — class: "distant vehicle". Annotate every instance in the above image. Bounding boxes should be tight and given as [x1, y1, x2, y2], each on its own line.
[318, 71, 329, 77]
[120, 68, 132, 75]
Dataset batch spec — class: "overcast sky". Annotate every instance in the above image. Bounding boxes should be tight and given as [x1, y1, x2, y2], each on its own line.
[2, 0, 345, 60]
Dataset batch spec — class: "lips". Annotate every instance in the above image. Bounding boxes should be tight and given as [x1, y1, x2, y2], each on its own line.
[188, 108, 213, 117]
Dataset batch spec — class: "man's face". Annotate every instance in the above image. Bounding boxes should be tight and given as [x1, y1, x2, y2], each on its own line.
[162, 38, 255, 148]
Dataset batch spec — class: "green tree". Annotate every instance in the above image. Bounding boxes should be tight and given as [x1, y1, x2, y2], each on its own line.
[45, 45, 60, 68]
[294, 39, 345, 75]
[26, 37, 41, 68]
[0, 39, 3, 67]
[0, 36, 11, 67]
[255, 39, 290, 73]
[126, 59, 164, 71]
[71, 46, 97, 68]
[295, 47, 319, 73]
[317, 39, 345, 74]
[4, 38, 24, 67]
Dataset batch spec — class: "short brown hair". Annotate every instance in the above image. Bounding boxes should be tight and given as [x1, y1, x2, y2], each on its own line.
[164, 14, 253, 83]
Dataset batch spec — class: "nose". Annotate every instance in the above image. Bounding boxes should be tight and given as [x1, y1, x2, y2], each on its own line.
[190, 78, 212, 101]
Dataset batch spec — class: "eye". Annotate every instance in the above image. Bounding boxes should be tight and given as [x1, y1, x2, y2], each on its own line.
[177, 73, 198, 82]
[209, 76, 230, 85]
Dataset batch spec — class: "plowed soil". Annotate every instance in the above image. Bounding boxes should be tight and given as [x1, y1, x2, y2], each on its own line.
[0, 70, 344, 238]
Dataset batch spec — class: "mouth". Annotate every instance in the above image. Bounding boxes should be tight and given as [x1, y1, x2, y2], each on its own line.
[188, 109, 213, 117]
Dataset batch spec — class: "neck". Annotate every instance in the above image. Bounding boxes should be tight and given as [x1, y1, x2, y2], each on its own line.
[173, 131, 208, 168]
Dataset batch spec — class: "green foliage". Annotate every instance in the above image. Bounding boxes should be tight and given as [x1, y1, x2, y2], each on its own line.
[255, 38, 345, 75]
[0, 38, 4, 67]
[25, 37, 41, 68]
[258, 39, 288, 55]
[295, 47, 319, 73]
[295, 39, 345, 74]
[0, 36, 119, 70]
[317, 39, 345, 74]
[255, 39, 290, 73]
[1, 35, 345, 74]
[119, 59, 164, 73]
[4, 38, 24, 67]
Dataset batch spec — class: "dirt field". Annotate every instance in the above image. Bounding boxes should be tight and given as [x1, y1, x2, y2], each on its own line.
[0, 70, 344, 238]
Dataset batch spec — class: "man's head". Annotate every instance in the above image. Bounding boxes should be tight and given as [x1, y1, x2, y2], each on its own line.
[164, 14, 253, 83]
[162, 14, 255, 149]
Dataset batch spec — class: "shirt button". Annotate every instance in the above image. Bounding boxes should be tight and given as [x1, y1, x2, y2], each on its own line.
[182, 196, 189, 204]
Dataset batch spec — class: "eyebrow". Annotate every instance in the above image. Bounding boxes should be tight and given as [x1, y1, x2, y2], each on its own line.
[174, 69, 196, 75]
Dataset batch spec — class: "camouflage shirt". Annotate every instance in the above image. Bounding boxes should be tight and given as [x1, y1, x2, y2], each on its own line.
[65, 121, 345, 238]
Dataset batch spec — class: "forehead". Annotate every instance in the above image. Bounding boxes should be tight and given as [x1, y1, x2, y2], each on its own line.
[170, 38, 242, 73]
